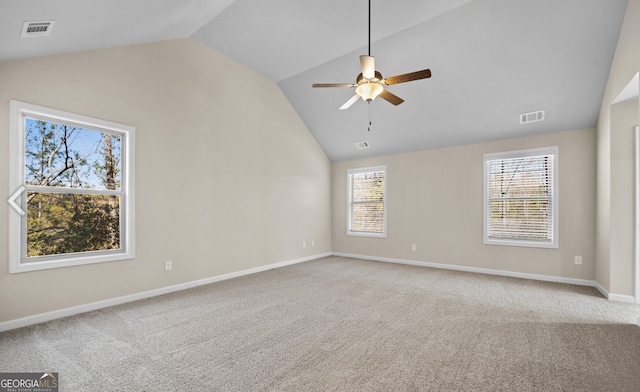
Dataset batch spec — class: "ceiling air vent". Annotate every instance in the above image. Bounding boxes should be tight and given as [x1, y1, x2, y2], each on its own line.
[21, 21, 55, 38]
[355, 141, 370, 150]
[520, 110, 545, 124]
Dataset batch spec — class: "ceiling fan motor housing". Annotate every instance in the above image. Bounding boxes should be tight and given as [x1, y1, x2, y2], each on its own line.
[357, 71, 383, 84]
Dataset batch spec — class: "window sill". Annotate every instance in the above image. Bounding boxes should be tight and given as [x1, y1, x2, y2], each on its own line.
[347, 231, 387, 238]
[484, 238, 558, 249]
[10, 251, 135, 274]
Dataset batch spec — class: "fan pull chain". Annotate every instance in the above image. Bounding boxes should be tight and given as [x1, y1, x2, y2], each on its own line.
[368, 101, 372, 132]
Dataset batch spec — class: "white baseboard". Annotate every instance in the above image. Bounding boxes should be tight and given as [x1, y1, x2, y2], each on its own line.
[333, 252, 596, 287]
[607, 293, 637, 303]
[0, 252, 331, 333]
[333, 252, 640, 303]
[592, 281, 610, 299]
[591, 280, 637, 303]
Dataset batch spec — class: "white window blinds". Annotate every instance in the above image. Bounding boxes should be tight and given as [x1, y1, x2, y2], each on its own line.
[484, 147, 558, 248]
[348, 166, 386, 237]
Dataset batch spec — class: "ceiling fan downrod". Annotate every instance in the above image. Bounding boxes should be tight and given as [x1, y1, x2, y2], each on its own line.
[368, 0, 371, 57]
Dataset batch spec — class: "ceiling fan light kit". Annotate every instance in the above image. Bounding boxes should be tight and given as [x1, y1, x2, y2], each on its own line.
[312, 0, 432, 110]
[356, 81, 383, 101]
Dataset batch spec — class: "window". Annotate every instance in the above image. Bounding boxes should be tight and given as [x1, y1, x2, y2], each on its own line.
[9, 100, 135, 273]
[483, 147, 558, 248]
[347, 166, 386, 237]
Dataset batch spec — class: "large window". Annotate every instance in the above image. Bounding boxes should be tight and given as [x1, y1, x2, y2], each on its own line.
[347, 166, 386, 237]
[8, 100, 135, 273]
[483, 147, 558, 248]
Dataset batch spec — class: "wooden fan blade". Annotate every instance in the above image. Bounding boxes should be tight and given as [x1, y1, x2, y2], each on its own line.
[360, 55, 375, 79]
[379, 89, 404, 106]
[384, 69, 432, 85]
[312, 83, 355, 88]
[339, 95, 360, 110]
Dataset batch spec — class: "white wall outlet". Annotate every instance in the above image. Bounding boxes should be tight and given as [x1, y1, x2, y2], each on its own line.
[165, 260, 172, 271]
[574, 256, 582, 265]
[311, 240, 315, 247]
[303, 241, 306, 249]
[411, 244, 417, 251]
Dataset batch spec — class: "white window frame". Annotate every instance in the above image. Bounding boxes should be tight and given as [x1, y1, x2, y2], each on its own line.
[483, 146, 558, 248]
[347, 165, 387, 238]
[8, 100, 135, 273]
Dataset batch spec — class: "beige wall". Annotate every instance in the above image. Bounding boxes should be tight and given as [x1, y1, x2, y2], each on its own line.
[333, 129, 596, 280]
[0, 38, 332, 322]
[596, 0, 640, 296]
[610, 100, 638, 296]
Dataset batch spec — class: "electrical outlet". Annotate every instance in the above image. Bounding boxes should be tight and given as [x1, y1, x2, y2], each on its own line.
[311, 240, 315, 247]
[574, 256, 582, 265]
[303, 241, 306, 249]
[165, 260, 172, 271]
[412, 244, 417, 251]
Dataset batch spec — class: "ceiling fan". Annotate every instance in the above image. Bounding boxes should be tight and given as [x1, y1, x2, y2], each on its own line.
[312, 0, 432, 110]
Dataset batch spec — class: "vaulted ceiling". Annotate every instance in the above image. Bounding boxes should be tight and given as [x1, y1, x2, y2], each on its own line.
[0, 0, 629, 161]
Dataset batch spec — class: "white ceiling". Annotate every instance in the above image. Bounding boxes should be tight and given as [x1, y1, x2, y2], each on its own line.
[0, 0, 630, 161]
[193, 0, 474, 82]
[0, 0, 235, 62]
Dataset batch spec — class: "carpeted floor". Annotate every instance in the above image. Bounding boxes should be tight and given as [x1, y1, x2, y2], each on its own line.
[1, 256, 640, 391]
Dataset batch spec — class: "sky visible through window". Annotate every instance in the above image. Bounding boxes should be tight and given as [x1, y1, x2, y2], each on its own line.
[25, 117, 121, 190]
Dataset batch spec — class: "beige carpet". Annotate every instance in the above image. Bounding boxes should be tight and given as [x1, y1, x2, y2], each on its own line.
[1, 256, 640, 391]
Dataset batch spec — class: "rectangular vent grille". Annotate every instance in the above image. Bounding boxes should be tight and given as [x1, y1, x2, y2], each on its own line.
[520, 110, 545, 124]
[21, 21, 55, 38]
[355, 141, 369, 150]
